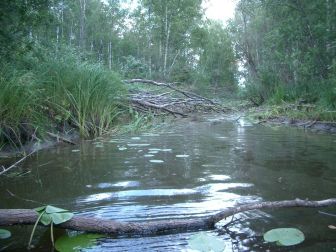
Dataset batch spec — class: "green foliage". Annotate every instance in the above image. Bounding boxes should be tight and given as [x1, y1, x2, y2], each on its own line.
[0, 229, 11, 239]
[121, 56, 148, 78]
[35, 52, 126, 137]
[35, 205, 74, 225]
[29, 205, 74, 249]
[0, 47, 128, 149]
[233, 0, 336, 110]
[55, 233, 104, 252]
[195, 22, 237, 93]
[263, 228, 305, 246]
[0, 65, 43, 148]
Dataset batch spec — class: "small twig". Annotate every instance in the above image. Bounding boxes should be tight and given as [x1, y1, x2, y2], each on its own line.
[6, 189, 45, 205]
[319, 210, 336, 218]
[0, 151, 36, 176]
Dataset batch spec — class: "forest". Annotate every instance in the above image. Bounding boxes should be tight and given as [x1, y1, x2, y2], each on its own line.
[1, 1, 336, 251]
[1, 0, 336, 148]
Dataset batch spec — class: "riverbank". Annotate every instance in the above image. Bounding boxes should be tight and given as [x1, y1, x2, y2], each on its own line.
[244, 102, 336, 134]
[1, 98, 335, 160]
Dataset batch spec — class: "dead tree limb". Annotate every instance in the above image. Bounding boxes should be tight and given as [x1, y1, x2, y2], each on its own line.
[46, 132, 76, 145]
[1, 198, 335, 236]
[124, 79, 216, 104]
[131, 99, 187, 117]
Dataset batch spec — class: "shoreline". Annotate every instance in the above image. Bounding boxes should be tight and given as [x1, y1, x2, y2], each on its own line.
[257, 116, 336, 134]
[1, 106, 336, 160]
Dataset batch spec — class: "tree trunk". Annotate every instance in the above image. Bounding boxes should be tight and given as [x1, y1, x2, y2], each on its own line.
[79, 0, 86, 50]
[1, 198, 335, 236]
[163, 3, 171, 79]
[108, 41, 112, 70]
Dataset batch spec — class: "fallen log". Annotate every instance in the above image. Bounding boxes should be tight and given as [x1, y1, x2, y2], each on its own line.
[1, 198, 335, 236]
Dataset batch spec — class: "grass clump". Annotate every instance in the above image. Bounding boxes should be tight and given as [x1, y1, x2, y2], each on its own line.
[37, 56, 126, 137]
[0, 66, 43, 148]
[0, 49, 129, 150]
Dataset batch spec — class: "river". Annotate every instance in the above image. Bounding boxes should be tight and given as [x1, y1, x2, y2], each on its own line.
[1, 116, 336, 251]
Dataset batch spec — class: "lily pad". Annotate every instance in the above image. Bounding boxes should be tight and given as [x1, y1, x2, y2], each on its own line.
[263, 228, 305, 246]
[0, 229, 11, 239]
[55, 233, 104, 252]
[188, 232, 226, 252]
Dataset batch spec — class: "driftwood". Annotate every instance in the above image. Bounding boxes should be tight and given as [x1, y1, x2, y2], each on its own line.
[124, 79, 223, 117]
[1, 198, 335, 236]
[46, 132, 76, 145]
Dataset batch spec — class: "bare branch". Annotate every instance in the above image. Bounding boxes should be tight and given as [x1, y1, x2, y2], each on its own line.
[0, 198, 335, 236]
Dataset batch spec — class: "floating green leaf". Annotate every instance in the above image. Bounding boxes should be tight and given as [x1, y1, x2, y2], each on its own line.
[35, 206, 47, 213]
[45, 205, 69, 214]
[40, 212, 52, 225]
[264, 228, 305, 246]
[34, 205, 74, 225]
[188, 232, 226, 252]
[0, 229, 11, 239]
[50, 212, 74, 225]
[55, 233, 104, 252]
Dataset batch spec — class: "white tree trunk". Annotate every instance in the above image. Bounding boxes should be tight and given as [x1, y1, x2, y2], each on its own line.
[163, 3, 171, 78]
[79, 0, 86, 49]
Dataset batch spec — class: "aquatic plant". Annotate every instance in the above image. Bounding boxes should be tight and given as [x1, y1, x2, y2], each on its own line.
[29, 205, 74, 249]
[263, 228, 305, 246]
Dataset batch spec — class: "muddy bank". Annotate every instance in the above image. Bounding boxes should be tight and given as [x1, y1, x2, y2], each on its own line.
[0, 132, 79, 159]
[258, 116, 336, 134]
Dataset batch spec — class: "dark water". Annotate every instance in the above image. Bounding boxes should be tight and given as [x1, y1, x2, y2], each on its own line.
[1, 116, 336, 251]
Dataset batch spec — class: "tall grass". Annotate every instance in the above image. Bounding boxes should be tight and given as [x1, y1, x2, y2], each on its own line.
[0, 66, 42, 148]
[37, 56, 126, 137]
[0, 49, 128, 149]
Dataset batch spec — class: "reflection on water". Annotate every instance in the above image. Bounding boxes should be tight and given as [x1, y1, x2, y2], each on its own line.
[1, 116, 336, 251]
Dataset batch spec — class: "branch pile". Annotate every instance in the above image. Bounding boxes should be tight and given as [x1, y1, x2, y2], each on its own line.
[124, 79, 225, 117]
[1, 198, 335, 236]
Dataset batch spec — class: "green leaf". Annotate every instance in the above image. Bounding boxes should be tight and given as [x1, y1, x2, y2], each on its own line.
[50, 212, 74, 225]
[55, 233, 104, 252]
[45, 205, 69, 214]
[0, 229, 11, 239]
[34, 206, 47, 213]
[34, 205, 73, 225]
[188, 232, 226, 252]
[264, 228, 305, 246]
[40, 212, 52, 225]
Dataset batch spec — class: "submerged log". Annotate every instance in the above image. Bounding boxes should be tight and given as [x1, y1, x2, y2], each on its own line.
[1, 198, 336, 236]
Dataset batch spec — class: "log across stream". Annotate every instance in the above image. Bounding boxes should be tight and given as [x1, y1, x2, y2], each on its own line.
[1, 199, 335, 235]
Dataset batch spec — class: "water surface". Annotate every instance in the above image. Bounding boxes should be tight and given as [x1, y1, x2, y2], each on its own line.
[1, 116, 336, 251]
